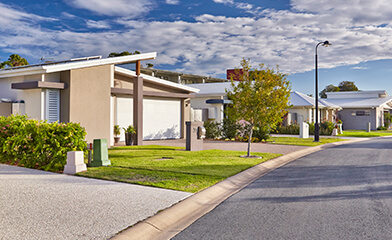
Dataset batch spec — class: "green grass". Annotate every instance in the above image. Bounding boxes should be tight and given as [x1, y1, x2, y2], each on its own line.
[76, 145, 281, 193]
[340, 130, 392, 138]
[267, 136, 347, 146]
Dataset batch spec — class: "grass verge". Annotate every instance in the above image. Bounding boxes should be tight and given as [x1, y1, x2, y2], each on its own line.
[76, 145, 281, 193]
[340, 130, 392, 138]
[267, 136, 347, 146]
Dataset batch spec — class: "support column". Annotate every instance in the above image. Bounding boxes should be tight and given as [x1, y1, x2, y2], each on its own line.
[133, 76, 143, 145]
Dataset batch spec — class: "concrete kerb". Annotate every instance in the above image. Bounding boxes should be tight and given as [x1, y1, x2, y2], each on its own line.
[111, 137, 370, 240]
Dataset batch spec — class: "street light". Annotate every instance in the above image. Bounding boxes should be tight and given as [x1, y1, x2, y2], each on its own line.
[314, 40, 332, 142]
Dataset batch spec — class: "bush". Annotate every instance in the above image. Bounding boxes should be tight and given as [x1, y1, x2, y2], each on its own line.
[377, 126, 387, 130]
[253, 125, 270, 141]
[0, 115, 87, 171]
[204, 120, 221, 139]
[273, 120, 334, 136]
[221, 118, 239, 139]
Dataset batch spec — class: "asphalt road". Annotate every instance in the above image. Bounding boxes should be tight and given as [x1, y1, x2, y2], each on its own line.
[174, 137, 392, 240]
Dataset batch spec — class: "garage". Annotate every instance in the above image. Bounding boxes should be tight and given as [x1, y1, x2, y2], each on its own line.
[116, 97, 181, 141]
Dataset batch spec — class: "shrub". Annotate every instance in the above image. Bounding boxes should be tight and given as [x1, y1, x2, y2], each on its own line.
[377, 126, 387, 130]
[204, 120, 221, 139]
[221, 118, 239, 139]
[0, 115, 86, 171]
[253, 125, 270, 141]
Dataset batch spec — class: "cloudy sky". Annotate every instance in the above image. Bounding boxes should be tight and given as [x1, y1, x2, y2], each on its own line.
[1, 0, 392, 95]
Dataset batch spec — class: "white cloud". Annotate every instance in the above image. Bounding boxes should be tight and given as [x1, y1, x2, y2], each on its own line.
[213, 0, 234, 4]
[166, 0, 180, 4]
[3, 1, 392, 78]
[351, 66, 368, 70]
[86, 20, 111, 29]
[67, 0, 154, 17]
[0, 3, 56, 25]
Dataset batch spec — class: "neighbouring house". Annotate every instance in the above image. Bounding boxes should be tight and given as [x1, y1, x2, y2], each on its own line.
[141, 67, 228, 84]
[187, 82, 233, 123]
[0, 53, 199, 146]
[187, 83, 340, 126]
[325, 90, 392, 130]
[285, 91, 341, 125]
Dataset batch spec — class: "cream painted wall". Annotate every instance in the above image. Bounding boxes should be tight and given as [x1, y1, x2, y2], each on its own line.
[68, 65, 112, 143]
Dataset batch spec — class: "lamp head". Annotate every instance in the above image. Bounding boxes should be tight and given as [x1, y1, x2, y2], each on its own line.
[322, 41, 332, 47]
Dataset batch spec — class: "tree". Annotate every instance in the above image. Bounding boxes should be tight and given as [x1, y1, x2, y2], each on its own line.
[0, 54, 29, 68]
[320, 81, 359, 98]
[338, 81, 359, 91]
[226, 59, 291, 157]
[320, 84, 340, 98]
[108, 51, 140, 58]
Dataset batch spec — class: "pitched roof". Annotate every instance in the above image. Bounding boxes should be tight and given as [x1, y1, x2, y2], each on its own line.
[324, 97, 392, 108]
[289, 91, 340, 109]
[187, 82, 235, 96]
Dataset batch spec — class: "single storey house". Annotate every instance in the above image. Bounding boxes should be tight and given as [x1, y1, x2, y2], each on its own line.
[325, 90, 392, 130]
[0, 53, 198, 146]
[285, 91, 341, 125]
[187, 83, 340, 126]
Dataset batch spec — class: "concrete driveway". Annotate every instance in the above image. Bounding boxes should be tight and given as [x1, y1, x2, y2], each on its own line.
[0, 164, 191, 240]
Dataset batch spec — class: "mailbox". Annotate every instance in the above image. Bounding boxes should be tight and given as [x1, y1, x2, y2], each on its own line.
[186, 121, 204, 151]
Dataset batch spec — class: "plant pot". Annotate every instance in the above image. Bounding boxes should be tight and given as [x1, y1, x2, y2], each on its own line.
[114, 137, 120, 144]
[125, 132, 133, 146]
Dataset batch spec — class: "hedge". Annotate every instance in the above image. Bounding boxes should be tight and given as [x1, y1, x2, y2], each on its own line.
[0, 115, 87, 171]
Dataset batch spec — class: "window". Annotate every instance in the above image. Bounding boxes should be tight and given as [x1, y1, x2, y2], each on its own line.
[45, 89, 60, 123]
[355, 110, 370, 116]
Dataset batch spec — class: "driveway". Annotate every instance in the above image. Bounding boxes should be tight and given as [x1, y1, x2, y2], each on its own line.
[0, 164, 191, 240]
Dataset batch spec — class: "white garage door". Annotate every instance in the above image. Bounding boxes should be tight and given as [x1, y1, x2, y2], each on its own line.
[143, 98, 181, 140]
[116, 97, 181, 141]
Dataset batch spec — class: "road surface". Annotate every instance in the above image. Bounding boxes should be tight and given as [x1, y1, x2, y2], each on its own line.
[174, 137, 392, 240]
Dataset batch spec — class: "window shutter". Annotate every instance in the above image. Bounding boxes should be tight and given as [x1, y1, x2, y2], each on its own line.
[46, 89, 60, 123]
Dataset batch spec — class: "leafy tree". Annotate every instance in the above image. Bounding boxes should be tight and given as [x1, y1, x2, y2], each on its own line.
[226, 59, 291, 157]
[0, 54, 29, 68]
[320, 81, 359, 98]
[320, 84, 340, 98]
[108, 51, 140, 57]
[338, 81, 359, 91]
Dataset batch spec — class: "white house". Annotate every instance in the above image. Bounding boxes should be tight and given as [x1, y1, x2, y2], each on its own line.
[285, 91, 341, 125]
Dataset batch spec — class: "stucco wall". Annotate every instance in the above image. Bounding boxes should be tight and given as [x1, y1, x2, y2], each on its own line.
[66, 65, 112, 143]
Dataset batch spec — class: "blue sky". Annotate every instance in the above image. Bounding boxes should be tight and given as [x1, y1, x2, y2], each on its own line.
[1, 0, 392, 96]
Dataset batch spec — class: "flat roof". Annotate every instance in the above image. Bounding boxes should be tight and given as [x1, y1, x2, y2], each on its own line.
[0, 53, 157, 78]
[115, 67, 199, 93]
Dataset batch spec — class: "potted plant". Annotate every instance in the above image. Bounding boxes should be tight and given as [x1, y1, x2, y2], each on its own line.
[113, 125, 121, 144]
[123, 125, 136, 146]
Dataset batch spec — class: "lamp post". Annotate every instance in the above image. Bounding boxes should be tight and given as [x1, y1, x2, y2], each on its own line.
[314, 40, 331, 142]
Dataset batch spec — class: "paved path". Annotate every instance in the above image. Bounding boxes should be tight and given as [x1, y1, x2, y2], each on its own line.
[0, 164, 191, 240]
[174, 137, 392, 239]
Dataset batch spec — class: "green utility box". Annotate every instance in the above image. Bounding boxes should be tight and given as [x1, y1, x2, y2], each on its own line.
[90, 139, 111, 167]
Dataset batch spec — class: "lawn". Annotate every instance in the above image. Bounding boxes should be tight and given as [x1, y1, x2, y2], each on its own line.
[267, 136, 347, 146]
[340, 130, 392, 138]
[76, 145, 281, 193]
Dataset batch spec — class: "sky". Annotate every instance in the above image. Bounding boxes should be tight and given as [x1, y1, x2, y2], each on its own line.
[1, 0, 392, 96]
